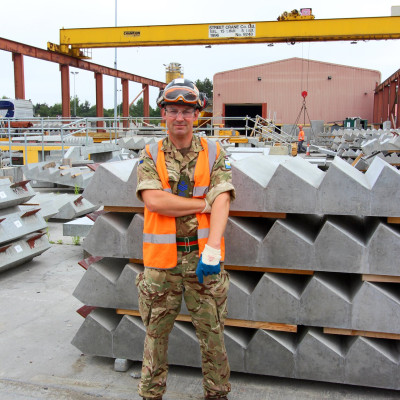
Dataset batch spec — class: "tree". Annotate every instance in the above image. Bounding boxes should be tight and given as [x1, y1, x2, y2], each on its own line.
[195, 78, 213, 99]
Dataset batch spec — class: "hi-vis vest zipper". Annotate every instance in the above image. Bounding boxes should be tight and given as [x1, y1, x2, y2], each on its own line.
[143, 137, 225, 269]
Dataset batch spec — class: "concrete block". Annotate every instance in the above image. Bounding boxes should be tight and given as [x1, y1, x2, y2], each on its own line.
[114, 358, 133, 372]
[296, 328, 345, 383]
[224, 217, 263, 267]
[82, 159, 141, 207]
[71, 308, 121, 358]
[246, 329, 296, 377]
[299, 272, 354, 327]
[259, 214, 320, 270]
[314, 216, 366, 273]
[344, 337, 398, 389]
[113, 315, 146, 361]
[317, 157, 370, 215]
[82, 213, 144, 259]
[63, 216, 94, 237]
[366, 157, 400, 217]
[352, 282, 400, 334]
[250, 273, 305, 323]
[368, 221, 400, 275]
[73, 260, 143, 309]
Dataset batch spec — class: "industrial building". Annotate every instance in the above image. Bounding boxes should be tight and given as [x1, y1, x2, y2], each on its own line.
[213, 57, 381, 128]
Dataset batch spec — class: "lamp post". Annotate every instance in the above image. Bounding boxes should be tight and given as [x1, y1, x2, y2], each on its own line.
[71, 71, 79, 117]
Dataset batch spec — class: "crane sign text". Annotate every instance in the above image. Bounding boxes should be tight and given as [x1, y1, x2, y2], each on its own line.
[209, 24, 256, 38]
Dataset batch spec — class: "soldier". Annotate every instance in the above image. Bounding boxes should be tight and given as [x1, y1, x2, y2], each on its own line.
[136, 78, 235, 400]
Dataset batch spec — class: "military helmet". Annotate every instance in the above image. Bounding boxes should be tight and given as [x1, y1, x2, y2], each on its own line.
[156, 78, 208, 111]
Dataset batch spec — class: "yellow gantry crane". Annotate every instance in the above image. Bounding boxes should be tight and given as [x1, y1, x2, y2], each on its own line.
[48, 9, 400, 59]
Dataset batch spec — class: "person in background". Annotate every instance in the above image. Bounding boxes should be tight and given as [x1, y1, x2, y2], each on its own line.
[298, 125, 305, 153]
[135, 78, 236, 400]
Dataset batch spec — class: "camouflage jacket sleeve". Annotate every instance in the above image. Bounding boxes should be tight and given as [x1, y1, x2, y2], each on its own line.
[136, 149, 163, 203]
[206, 145, 236, 206]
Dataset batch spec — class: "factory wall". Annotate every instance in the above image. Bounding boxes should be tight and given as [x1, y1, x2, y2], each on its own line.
[213, 58, 380, 126]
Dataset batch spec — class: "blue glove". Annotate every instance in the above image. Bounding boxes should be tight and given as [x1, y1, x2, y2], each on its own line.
[196, 254, 221, 284]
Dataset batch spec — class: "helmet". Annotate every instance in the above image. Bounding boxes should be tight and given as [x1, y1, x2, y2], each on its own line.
[299, 125, 303, 129]
[157, 78, 208, 111]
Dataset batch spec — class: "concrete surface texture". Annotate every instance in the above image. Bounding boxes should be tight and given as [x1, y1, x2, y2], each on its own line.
[82, 155, 400, 216]
[1, 237, 400, 400]
[82, 212, 400, 276]
[73, 258, 400, 334]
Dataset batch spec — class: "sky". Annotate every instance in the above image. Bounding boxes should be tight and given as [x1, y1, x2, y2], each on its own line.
[0, 0, 399, 109]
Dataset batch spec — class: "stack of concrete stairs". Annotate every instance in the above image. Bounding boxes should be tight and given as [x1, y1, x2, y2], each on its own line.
[22, 161, 95, 189]
[0, 179, 50, 273]
[72, 154, 400, 390]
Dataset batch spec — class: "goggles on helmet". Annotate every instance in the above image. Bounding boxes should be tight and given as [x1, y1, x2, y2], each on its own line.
[163, 86, 199, 104]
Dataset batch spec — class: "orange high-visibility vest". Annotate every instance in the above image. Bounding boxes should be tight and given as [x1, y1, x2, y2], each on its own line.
[143, 137, 225, 269]
[298, 130, 305, 141]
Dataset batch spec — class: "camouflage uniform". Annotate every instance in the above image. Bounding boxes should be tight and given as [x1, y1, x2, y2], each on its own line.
[136, 135, 235, 399]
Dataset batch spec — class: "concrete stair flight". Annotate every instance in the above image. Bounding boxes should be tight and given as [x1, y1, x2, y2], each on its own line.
[71, 309, 400, 390]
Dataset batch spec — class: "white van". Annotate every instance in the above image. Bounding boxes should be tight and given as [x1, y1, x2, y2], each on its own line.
[0, 99, 34, 119]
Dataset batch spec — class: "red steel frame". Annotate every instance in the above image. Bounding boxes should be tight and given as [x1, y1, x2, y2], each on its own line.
[0, 37, 165, 119]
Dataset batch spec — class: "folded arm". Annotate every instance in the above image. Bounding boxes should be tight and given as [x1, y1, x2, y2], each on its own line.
[141, 189, 206, 217]
[206, 191, 231, 249]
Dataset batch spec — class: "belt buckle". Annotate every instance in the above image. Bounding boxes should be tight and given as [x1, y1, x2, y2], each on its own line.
[184, 237, 190, 253]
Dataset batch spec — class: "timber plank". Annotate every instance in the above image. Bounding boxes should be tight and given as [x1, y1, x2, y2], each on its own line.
[324, 327, 400, 340]
[116, 309, 297, 332]
[104, 206, 286, 219]
[129, 258, 314, 275]
[362, 274, 400, 283]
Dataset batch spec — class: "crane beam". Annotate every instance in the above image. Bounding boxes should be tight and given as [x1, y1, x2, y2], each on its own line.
[49, 16, 400, 58]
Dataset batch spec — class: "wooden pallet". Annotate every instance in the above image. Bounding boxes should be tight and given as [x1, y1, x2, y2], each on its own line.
[116, 309, 297, 333]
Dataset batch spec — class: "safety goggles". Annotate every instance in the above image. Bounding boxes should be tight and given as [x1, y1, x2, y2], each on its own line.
[163, 86, 199, 104]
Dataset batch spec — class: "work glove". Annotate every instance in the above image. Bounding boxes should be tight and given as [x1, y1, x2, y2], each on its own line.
[196, 244, 221, 284]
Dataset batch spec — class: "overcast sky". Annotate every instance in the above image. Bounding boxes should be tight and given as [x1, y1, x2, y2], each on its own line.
[0, 0, 399, 109]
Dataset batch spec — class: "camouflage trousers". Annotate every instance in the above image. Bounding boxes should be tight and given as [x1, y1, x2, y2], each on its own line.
[135, 250, 231, 399]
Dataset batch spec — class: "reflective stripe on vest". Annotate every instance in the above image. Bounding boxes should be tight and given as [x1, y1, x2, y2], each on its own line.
[143, 137, 224, 269]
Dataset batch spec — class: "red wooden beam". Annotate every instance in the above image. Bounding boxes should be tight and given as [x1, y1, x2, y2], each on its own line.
[122, 78, 129, 128]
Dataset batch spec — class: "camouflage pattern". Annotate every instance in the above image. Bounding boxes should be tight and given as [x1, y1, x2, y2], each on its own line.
[136, 135, 235, 237]
[135, 134, 234, 398]
[136, 250, 231, 399]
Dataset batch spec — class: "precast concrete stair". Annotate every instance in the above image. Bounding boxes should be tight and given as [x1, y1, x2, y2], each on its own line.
[0, 179, 50, 273]
[73, 152, 400, 390]
[82, 155, 400, 216]
[23, 161, 94, 189]
[0, 206, 47, 243]
[82, 212, 400, 276]
[117, 135, 163, 150]
[0, 231, 50, 273]
[0, 179, 36, 209]
[71, 309, 400, 390]
[73, 259, 400, 335]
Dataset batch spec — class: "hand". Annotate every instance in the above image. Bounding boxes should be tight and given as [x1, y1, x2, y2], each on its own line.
[195, 244, 221, 284]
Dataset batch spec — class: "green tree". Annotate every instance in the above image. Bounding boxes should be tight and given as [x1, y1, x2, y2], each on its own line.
[195, 78, 213, 99]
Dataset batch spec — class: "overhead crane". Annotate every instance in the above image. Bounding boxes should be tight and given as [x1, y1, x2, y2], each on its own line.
[47, 12, 400, 59]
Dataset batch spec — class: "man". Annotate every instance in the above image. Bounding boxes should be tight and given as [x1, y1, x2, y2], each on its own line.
[298, 125, 305, 153]
[135, 78, 235, 400]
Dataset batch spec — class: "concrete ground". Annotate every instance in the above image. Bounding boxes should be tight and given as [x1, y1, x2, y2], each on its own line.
[1, 222, 400, 400]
